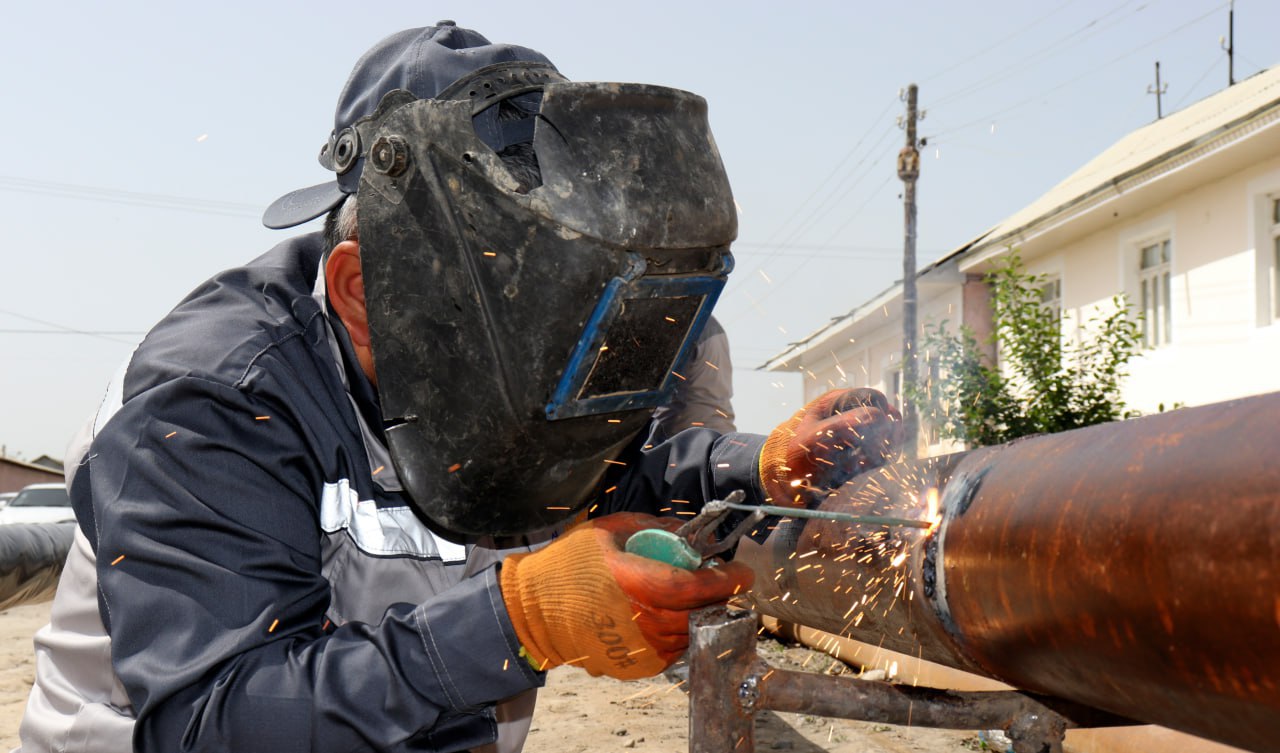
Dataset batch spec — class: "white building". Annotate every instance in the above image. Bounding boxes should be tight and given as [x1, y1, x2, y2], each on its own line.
[764, 64, 1280, 457]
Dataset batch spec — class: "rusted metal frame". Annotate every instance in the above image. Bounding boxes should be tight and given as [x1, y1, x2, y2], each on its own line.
[688, 606, 757, 753]
[688, 606, 1086, 753]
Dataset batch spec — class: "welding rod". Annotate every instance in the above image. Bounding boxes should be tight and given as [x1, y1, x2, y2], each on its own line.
[723, 501, 934, 530]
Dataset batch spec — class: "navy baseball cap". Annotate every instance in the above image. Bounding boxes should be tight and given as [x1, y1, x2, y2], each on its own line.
[263, 21, 558, 229]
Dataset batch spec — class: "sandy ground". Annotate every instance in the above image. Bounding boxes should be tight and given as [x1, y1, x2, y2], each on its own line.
[1, 603, 46, 752]
[0, 601, 978, 753]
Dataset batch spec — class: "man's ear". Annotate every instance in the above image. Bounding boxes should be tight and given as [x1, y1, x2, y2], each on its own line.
[325, 240, 369, 347]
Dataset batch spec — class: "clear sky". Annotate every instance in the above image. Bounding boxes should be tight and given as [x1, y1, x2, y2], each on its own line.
[1, 0, 1274, 460]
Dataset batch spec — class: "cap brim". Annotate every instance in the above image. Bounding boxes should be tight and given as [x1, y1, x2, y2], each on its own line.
[262, 181, 347, 229]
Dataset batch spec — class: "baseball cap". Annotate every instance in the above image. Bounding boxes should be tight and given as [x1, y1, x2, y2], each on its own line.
[263, 21, 558, 229]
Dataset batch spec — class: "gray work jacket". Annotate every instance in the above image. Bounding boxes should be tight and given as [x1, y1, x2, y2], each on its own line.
[17, 233, 766, 753]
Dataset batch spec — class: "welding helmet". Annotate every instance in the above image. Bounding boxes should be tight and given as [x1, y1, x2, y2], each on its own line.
[264, 24, 736, 535]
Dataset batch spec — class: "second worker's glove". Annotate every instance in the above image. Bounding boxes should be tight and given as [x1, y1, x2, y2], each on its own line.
[499, 512, 754, 680]
[759, 388, 904, 507]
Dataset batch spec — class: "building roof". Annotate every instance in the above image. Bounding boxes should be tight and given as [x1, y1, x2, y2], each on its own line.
[0, 455, 65, 476]
[763, 63, 1280, 370]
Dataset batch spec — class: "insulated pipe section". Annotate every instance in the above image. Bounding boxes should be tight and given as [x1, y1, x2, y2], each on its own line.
[738, 392, 1280, 753]
[0, 522, 74, 611]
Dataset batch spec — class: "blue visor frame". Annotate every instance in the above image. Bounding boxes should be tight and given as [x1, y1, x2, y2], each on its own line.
[546, 273, 727, 420]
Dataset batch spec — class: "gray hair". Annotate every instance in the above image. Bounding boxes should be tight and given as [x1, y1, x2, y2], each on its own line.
[323, 194, 359, 252]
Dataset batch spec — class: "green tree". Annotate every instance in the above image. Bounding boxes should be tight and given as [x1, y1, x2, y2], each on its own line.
[909, 251, 1142, 447]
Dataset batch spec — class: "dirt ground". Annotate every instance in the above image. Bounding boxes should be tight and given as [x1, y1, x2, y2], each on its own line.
[0, 601, 980, 753]
[0, 603, 46, 752]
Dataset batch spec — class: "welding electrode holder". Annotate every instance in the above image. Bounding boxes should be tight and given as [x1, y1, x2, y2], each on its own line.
[624, 490, 762, 570]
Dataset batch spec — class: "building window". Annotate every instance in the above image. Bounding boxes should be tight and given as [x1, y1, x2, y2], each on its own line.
[1037, 276, 1062, 322]
[1272, 198, 1280, 320]
[1139, 239, 1172, 348]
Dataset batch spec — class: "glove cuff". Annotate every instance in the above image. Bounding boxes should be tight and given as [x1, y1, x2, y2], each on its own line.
[499, 553, 559, 672]
[759, 409, 804, 507]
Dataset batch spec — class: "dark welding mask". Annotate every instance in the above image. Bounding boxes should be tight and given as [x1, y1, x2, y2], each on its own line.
[350, 63, 736, 535]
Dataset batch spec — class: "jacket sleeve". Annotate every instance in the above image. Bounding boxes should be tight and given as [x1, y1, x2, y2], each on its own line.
[650, 320, 736, 439]
[78, 376, 541, 753]
[595, 423, 766, 522]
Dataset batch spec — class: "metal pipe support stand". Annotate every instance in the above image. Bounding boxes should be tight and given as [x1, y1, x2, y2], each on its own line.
[688, 606, 1077, 753]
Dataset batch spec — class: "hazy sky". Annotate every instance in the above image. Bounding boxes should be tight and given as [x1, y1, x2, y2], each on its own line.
[1, 0, 1273, 459]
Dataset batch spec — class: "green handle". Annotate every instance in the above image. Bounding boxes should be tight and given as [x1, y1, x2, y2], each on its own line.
[624, 528, 702, 571]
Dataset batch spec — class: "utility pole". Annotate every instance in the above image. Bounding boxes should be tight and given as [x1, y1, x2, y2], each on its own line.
[1223, 0, 1235, 86]
[1147, 62, 1168, 119]
[897, 83, 921, 459]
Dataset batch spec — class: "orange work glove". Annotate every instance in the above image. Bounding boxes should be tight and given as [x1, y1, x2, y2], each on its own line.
[500, 512, 754, 680]
[759, 388, 904, 507]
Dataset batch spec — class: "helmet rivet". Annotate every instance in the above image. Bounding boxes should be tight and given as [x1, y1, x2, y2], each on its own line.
[370, 135, 409, 177]
[332, 128, 360, 174]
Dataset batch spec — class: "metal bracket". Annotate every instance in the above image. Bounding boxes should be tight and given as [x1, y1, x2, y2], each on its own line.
[687, 606, 1081, 753]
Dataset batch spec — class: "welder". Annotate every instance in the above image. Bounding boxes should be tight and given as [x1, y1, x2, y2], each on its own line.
[17, 22, 902, 753]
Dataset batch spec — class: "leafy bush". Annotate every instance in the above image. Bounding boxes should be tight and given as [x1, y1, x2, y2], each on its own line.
[909, 251, 1142, 446]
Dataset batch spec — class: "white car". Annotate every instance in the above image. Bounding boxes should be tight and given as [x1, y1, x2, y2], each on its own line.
[0, 491, 17, 510]
[0, 483, 74, 524]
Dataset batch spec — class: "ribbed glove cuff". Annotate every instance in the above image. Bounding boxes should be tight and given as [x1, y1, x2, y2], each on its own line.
[759, 408, 804, 506]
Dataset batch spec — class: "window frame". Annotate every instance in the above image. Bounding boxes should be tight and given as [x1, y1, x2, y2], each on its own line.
[1272, 196, 1280, 321]
[1137, 238, 1173, 349]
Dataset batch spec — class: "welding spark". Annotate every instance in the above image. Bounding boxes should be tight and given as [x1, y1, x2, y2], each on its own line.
[925, 487, 942, 532]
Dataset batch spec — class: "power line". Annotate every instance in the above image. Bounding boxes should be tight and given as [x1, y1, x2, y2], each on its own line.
[733, 241, 918, 253]
[0, 307, 141, 344]
[928, 0, 1149, 109]
[722, 173, 898, 333]
[730, 101, 901, 285]
[0, 330, 144, 335]
[0, 175, 261, 218]
[927, 2, 1228, 141]
[917, 0, 1082, 87]
[731, 242, 947, 261]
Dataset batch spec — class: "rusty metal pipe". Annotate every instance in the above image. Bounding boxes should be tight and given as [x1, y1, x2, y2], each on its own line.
[737, 392, 1280, 753]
